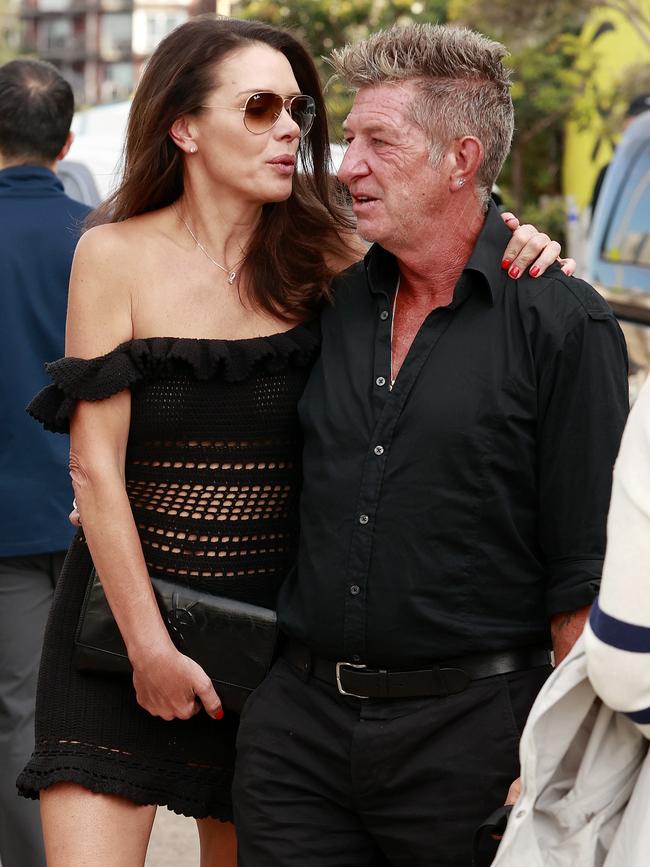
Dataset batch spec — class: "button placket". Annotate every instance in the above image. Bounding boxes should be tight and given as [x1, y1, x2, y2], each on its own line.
[344, 311, 457, 660]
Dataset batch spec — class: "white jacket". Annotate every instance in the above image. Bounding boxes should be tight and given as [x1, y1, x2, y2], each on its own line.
[491, 636, 650, 867]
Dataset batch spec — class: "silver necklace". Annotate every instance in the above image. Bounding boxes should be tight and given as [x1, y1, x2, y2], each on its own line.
[175, 206, 243, 285]
[389, 276, 401, 390]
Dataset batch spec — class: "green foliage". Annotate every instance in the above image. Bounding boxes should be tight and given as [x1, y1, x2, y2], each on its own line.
[0, 0, 23, 64]
[235, 0, 447, 137]
[449, 0, 597, 210]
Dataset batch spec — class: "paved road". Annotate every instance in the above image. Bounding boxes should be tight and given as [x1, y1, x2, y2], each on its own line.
[146, 808, 200, 867]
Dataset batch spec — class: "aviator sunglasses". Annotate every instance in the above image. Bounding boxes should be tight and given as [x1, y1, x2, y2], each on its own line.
[205, 91, 316, 136]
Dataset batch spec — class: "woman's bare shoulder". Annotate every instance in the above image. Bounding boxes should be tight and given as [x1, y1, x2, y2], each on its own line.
[66, 219, 165, 357]
[78, 210, 167, 261]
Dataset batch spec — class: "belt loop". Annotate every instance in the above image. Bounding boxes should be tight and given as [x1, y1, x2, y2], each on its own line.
[296, 643, 312, 682]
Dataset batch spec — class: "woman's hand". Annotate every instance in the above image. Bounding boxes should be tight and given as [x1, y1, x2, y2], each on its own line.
[131, 642, 224, 721]
[500, 212, 576, 279]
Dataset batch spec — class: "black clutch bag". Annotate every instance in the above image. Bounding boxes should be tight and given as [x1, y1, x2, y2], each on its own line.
[74, 569, 278, 714]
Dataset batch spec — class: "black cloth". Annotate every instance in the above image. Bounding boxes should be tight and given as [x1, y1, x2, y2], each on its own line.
[17, 325, 319, 819]
[233, 656, 552, 867]
[279, 203, 629, 667]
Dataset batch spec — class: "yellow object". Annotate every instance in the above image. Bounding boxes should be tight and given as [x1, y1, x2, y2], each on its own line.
[563, 4, 650, 210]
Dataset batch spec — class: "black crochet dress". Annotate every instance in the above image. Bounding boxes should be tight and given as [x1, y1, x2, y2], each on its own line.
[17, 323, 319, 819]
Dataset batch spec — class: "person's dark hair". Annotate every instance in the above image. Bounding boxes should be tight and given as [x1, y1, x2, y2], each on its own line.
[0, 59, 74, 163]
[91, 15, 354, 321]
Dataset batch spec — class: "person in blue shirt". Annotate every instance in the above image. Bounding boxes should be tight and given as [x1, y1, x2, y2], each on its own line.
[0, 58, 91, 867]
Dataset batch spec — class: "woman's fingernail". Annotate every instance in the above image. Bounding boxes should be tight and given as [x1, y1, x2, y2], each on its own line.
[509, 266, 520, 279]
[501, 258, 512, 270]
[214, 708, 224, 720]
[529, 265, 540, 278]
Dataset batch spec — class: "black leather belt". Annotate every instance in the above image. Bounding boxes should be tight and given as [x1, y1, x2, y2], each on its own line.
[282, 639, 551, 699]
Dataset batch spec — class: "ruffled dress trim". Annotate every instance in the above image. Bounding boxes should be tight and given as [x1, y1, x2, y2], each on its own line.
[27, 322, 320, 433]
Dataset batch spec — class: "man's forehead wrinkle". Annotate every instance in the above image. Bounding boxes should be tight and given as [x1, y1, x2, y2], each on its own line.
[344, 105, 412, 135]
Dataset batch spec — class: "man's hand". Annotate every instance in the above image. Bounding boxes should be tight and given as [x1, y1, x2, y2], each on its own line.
[551, 605, 591, 666]
[490, 776, 521, 841]
[500, 212, 576, 279]
[504, 776, 521, 805]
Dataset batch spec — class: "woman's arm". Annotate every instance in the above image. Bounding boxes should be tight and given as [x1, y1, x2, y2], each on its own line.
[66, 227, 223, 721]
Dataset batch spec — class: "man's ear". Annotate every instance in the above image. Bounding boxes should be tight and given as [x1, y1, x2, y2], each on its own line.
[56, 130, 74, 162]
[449, 135, 484, 192]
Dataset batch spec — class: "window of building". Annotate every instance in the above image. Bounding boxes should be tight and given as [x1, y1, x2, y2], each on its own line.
[101, 61, 134, 100]
[132, 8, 188, 55]
[41, 17, 73, 51]
[100, 12, 132, 57]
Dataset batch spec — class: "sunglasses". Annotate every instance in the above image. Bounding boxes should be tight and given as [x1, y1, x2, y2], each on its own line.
[205, 91, 316, 136]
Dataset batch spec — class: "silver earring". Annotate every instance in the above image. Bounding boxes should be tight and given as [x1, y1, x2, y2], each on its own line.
[458, 178, 465, 187]
[189, 144, 198, 154]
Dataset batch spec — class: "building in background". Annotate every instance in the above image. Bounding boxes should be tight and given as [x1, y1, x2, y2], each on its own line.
[19, 0, 214, 105]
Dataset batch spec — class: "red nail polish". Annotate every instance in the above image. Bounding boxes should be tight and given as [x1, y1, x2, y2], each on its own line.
[529, 265, 540, 278]
[509, 266, 520, 279]
[501, 259, 511, 270]
[214, 708, 224, 720]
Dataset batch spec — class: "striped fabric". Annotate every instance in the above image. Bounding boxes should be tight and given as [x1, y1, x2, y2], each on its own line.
[584, 374, 650, 738]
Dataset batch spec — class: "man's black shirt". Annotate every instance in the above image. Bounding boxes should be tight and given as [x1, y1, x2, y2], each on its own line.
[278, 204, 629, 667]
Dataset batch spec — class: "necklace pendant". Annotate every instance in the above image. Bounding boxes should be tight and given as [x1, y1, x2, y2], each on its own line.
[227, 270, 237, 285]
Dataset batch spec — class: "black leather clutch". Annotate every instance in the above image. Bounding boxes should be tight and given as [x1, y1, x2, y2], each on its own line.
[74, 569, 278, 714]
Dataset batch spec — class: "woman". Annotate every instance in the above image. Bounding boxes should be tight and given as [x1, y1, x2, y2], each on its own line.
[17, 14, 569, 867]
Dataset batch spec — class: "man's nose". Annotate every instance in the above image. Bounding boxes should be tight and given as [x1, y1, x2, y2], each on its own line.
[337, 144, 370, 184]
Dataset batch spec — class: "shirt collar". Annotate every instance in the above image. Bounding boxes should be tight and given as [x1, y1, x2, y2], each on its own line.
[364, 200, 509, 306]
[0, 165, 64, 197]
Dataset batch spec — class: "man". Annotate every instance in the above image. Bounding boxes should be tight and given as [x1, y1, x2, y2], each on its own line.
[233, 23, 629, 866]
[0, 59, 91, 867]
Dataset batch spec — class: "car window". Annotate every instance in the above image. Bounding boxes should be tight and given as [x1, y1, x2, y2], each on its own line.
[58, 160, 101, 207]
[602, 145, 650, 271]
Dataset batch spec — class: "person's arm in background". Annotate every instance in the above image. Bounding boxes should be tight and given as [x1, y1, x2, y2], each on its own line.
[585, 377, 650, 737]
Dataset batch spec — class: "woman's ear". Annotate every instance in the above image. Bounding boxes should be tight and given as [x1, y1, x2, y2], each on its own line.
[169, 115, 198, 154]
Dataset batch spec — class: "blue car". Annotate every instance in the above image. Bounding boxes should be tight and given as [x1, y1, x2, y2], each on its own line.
[587, 111, 650, 398]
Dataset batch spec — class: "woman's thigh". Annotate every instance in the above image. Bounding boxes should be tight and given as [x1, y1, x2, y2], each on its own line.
[40, 782, 156, 867]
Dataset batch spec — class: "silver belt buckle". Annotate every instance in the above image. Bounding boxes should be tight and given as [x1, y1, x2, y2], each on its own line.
[336, 661, 369, 698]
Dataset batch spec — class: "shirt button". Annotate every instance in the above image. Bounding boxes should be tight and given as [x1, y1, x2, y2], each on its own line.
[350, 584, 360, 595]
[374, 445, 384, 456]
[359, 514, 369, 525]
[376, 376, 386, 387]
[380, 310, 389, 321]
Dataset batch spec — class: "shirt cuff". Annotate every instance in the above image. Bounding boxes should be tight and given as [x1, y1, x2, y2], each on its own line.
[546, 558, 603, 616]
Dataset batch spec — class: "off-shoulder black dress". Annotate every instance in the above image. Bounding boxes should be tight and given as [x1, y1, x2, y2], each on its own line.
[17, 324, 319, 819]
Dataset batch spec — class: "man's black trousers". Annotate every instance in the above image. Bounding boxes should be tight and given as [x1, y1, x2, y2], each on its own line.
[233, 654, 551, 867]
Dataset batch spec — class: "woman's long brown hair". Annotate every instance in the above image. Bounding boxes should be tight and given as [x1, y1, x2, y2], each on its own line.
[89, 15, 355, 321]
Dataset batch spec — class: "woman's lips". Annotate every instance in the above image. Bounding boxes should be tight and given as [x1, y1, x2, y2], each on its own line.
[267, 155, 296, 176]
